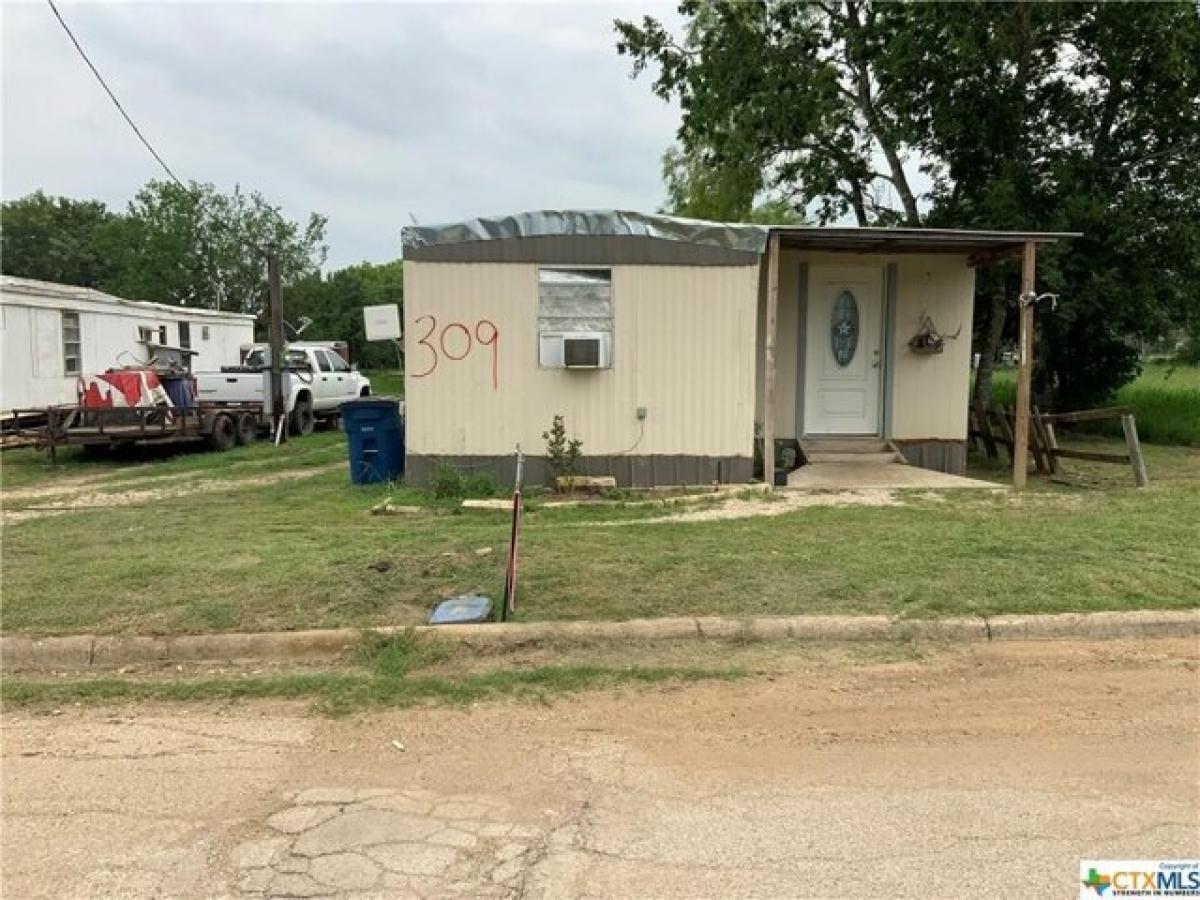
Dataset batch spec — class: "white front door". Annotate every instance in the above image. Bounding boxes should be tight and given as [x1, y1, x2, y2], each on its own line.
[803, 266, 884, 435]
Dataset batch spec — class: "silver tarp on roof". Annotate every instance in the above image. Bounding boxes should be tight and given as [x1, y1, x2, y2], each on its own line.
[401, 209, 770, 254]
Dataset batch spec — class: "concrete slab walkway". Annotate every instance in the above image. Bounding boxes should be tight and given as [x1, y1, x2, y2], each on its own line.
[787, 461, 1002, 490]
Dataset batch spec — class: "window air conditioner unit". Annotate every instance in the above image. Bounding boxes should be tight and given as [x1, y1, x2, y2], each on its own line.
[137, 325, 157, 343]
[539, 332, 611, 369]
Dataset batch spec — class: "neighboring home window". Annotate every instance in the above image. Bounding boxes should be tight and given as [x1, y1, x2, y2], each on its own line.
[62, 311, 81, 375]
[179, 321, 191, 349]
[201, 325, 210, 341]
[537, 268, 613, 367]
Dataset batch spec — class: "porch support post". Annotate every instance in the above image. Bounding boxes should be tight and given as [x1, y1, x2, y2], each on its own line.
[764, 233, 780, 489]
[1012, 240, 1036, 489]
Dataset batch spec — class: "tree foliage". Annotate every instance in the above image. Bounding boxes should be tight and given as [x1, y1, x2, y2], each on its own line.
[881, 0, 1200, 408]
[284, 260, 404, 369]
[1, 191, 122, 288]
[660, 145, 805, 223]
[617, 1, 923, 227]
[2, 180, 328, 316]
[618, 1, 1200, 407]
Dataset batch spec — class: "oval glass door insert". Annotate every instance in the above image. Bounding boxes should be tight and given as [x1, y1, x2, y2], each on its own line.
[830, 290, 859, 367]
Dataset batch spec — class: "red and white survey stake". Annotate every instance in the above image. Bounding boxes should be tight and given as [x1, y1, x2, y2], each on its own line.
[501, 447, 524, 621]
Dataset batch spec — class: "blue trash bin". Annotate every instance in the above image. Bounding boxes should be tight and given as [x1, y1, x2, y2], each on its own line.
[340, 398, 404, 485]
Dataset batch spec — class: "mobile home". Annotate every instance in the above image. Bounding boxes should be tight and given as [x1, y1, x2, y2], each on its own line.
[1, 276, 255, 417]
[401, 210, 1071, 487]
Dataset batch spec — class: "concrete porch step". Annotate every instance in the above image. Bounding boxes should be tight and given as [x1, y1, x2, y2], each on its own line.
[800, 437, 905, 465]
[801, 438, 890, 454]
[804, 450, 904, 464]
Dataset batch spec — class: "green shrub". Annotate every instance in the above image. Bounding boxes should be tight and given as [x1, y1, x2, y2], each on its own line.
[430, 463, 465, 499]
[543, 414, 582, 485]
[462, 472, 498, 498]
[430, 463, 499, 500]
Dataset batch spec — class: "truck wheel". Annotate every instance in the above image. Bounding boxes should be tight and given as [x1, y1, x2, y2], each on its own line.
[289, 398, 315, 437]
[235, 412, 257, 445]
[206, 413, 237, 452]
[359, 387, 370, 397]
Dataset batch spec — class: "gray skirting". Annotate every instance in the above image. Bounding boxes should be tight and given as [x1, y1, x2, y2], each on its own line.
[406, 454, 754, 488]
[893, 439, 967, 475]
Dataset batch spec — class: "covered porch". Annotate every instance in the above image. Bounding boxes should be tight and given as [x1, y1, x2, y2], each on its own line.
[756, 226, 1077, 489]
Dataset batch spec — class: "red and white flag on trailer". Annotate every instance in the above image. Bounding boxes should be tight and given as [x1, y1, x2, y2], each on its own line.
[501, 448, 525, 621]
[78, 370, 172, 408]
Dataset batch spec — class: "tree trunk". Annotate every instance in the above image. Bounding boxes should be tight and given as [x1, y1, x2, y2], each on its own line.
[879, 143, 921, 226]
[842, 1, 921, 226]
[972, 288, 1008, 410]
[848, 180, 869, 226]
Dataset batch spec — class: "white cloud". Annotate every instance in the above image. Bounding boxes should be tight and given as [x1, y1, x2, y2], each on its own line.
[2, 1, 683, 269]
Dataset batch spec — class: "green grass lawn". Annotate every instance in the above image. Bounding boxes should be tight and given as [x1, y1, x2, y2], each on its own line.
[365, 369, 404, 397]
[0, 430, 349, 492]
[2, 431, 1197, 637]
[991, 361, 1200, 446]
[0, 629, 748, 712]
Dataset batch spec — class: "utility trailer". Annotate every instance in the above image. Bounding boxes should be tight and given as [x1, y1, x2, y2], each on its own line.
[11, 401, 266, 460]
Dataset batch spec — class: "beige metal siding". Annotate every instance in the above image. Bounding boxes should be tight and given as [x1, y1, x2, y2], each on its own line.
[404, 261, 759, 458]
[762, 251, 974, 441]
[773, 252, 802, 437]
[889, 256, 975, 440]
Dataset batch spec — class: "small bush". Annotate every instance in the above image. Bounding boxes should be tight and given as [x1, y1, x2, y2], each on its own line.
[431, 463, 465, 499]
[463, 472, 498, 498]
[430, 463, 499, 500]
[543, 414, 583, 486]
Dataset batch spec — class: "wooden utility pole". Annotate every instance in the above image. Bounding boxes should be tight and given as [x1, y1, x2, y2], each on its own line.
[1012, 241, 1036, 488]
[763, 233, 780, 489]
[267, 249, 287, 444]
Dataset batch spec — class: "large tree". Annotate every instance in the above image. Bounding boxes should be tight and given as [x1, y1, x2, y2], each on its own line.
[878, 1, 1200, 407]
[1, 181, 328, 316]
[618, 1, 1200, 407]
[617, 1, 923, 227]
[285, 260, 403, 369]
[105, 180, 328, 314]
[1, 191, 121, 288]
[660, 144, 805, 223]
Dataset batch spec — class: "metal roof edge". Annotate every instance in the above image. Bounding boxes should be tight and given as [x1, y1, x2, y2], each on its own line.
[0, 275, 257, 320]
[766, 226, 1082, 242]
[402, 209, 770, 254]
[401, 210, 1080, 256]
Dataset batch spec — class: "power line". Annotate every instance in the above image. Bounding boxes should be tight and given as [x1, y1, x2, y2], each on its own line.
[45, 0, 235, 310]
[46, 0, 185, 188]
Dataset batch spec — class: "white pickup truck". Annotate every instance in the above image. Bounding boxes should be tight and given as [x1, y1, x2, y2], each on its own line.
[195, 343, 371, 435]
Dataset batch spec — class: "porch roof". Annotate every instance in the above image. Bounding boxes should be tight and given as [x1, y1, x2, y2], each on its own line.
[769, 226, 1081, 261]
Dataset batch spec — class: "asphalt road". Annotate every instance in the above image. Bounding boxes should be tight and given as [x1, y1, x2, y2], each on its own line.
[3, 638, 1197, 898]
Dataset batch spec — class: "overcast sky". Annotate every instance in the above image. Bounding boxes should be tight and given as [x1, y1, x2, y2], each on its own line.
[2, 1, 684, 269]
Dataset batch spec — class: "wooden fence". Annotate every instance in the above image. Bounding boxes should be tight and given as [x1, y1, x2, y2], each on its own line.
[969, 404, 1148, 487]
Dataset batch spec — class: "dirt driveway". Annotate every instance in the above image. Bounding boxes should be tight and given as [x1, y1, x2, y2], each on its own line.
[3, 638, 1197, 899]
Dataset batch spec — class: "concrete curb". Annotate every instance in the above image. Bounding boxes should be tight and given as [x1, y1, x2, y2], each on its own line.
[2, 609, 1197, 673]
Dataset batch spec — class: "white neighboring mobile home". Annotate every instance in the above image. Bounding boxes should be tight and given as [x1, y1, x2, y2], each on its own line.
[1, 276, 255, 416]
